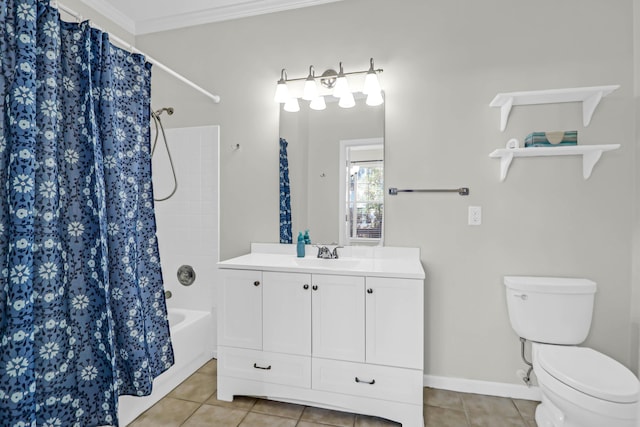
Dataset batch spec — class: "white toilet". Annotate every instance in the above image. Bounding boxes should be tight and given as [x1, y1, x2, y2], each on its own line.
[504, 276, 640, 427]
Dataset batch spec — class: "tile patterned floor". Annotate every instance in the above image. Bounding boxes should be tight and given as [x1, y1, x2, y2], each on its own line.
[128, 359, 539, 427]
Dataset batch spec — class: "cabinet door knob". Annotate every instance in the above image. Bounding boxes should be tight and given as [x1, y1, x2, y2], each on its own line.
[312, 285, 318, 291]
[253, 363, 271, 370]
[253, 281, 260, 287]
[367, 288, 373, 294]
[355, 377, 375, 385]
[303, 284, 309, 290]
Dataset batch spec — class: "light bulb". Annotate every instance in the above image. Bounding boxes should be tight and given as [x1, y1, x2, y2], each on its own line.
[333, 75, 349, 99]
[274, 82, 289, 103]
[338, 92, 355, 108]
[274, 68, 289, 103]
[366, 90, 384, 106]
[283, 97, 300, 112]
[332, 62, 350, 99]
[302, 65, 318, 101]
[363, 72, 381, 96]
[363, 58, 381, 95]
[309, 96, 326, 111]
[303, 79, 318, 101]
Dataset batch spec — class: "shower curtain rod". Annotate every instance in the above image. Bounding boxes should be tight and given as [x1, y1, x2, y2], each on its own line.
[54, 2, 221, 104]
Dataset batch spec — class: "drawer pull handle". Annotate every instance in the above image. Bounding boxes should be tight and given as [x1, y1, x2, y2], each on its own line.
[303, 284, 309, 290]
[367, 288, 373, 294]
[355, 377, 375, 385]
[312, 285, 318, 291]
[253, 363, 271, 370]
[254, 281, 260, 287]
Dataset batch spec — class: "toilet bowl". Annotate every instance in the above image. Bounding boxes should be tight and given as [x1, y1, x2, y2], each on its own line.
[503, 276, 640, 427]
[532, 343, 638, 427]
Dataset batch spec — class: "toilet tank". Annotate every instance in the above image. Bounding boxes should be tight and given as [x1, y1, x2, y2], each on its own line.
[504, 276, 596, 345]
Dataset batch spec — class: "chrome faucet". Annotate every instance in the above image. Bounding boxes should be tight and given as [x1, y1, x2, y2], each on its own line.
[331, 246, 342, 259]
[316, 246, 332, 259]
[315, 245, 343, 259]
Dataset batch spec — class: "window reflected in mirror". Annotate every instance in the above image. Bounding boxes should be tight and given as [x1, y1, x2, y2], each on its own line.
[341, 140, 383, 245]
[348, 161, 383, 240]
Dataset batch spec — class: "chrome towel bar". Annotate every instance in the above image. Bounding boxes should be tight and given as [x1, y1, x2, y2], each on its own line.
[388, 187, 470, 196]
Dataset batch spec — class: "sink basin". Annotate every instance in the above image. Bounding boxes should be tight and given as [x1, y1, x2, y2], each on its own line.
[294, 257, 361, 269]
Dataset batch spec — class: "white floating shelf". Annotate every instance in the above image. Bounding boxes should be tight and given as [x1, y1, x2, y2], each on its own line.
[490, 85, 620, 131]
[488, 144, 620, 181]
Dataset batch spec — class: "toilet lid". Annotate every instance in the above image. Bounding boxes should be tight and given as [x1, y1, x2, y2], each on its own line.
[538, 346, 639, 403]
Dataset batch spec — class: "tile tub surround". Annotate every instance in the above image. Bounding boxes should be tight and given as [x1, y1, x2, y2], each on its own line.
[128, 359, 539, 426]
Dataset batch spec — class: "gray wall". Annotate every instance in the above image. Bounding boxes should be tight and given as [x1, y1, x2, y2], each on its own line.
[134, 0, 637, 384]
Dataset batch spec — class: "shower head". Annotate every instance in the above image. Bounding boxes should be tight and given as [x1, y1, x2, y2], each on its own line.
[153, 107, 174, 117]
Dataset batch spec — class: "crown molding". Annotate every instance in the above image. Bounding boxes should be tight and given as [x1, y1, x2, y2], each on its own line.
[82, 0, 342, 35]
[80, 0, 137, 34]
[136, 0, 342, 35]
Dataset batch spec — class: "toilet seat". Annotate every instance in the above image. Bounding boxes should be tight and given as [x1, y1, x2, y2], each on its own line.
[537, 345, 639, 404]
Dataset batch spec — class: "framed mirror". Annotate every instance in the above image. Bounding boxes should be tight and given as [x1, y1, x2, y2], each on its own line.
[279, 95, 384, 245]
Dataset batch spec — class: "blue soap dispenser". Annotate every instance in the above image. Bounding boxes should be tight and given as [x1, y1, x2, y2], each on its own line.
[297, 232, 305, 258]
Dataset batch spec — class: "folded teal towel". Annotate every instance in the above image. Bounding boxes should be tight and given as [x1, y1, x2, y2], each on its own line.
[525, 131, 577, 147]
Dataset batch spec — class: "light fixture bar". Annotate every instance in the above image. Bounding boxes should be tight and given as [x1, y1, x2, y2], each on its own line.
[281, 67, 384, 83]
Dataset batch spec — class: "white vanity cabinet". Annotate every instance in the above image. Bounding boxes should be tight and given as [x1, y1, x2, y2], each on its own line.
[217, 245, 425, 427]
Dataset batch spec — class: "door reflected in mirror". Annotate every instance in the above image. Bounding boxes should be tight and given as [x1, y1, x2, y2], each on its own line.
[280, 95, 384, 245]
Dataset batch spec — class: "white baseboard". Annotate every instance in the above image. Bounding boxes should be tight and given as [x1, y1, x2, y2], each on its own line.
[424, 374, 541, 401]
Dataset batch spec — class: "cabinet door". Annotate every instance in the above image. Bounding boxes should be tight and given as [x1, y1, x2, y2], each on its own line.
[312, 274, 365, 362]
[263, 272, 311, 356]
[218, 269, 262, 350]
[365, 277, 423, 369]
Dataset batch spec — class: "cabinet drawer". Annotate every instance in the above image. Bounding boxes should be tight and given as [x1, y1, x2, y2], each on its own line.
[312, 358, 422, 405]
[218, 346, 311, 389]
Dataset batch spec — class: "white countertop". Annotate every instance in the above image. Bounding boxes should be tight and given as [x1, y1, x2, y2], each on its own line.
[218, 243, 425, 280]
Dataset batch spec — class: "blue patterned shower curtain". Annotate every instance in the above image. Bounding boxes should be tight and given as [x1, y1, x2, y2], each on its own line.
[279, 138, 292, 243]
[0, 1, 174, 426]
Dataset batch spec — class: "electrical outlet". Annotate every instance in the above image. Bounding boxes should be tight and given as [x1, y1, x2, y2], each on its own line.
[468, 206, 482, 225]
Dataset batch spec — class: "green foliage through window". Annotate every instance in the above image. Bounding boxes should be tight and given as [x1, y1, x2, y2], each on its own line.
[348, 162, 383, 240]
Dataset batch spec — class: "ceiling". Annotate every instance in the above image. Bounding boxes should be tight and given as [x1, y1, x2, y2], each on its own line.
[80, 0, 342, 35]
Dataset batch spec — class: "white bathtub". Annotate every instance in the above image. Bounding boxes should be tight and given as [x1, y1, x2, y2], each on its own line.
[118, 308, 214, 426]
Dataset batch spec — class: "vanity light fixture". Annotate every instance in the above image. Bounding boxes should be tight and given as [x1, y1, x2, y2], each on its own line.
[275, 58, 383, 111]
